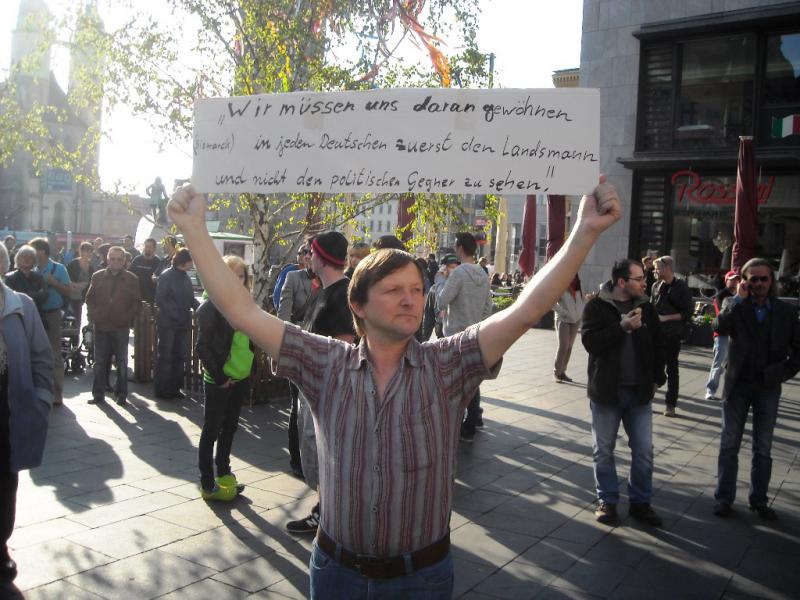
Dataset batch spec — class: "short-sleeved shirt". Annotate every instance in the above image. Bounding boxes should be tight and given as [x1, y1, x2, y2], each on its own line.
[302, 277, 354, 338]
[275, 322, 501, 557]
[35, 258, 70, 311]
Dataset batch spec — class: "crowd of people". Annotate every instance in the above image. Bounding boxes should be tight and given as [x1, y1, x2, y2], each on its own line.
[2, 176, 799, 596]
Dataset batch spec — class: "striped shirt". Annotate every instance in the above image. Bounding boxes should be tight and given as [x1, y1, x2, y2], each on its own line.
[276, 322, 501, 557]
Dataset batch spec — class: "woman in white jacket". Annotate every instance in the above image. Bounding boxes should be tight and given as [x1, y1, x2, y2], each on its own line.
[553, 275, 585, 382]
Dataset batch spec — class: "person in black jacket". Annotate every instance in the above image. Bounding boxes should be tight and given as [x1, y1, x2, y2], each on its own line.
[3, 245, 48, 315]
[712, 258, 800, 521]
[581, 258, 666, 527]
[195, 255, 254, 500]
[154, 248, 199, 399]
[651, 255, 693, 417]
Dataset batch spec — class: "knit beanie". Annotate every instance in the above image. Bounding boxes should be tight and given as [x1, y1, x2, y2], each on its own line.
[311, 231, 348, 267]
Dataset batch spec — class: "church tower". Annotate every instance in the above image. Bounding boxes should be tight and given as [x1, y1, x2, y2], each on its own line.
[10, 0, 53, 107]
[67, 1, 104, 184]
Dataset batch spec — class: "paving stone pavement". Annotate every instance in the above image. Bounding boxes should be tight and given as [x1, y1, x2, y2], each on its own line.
[3, 328, 799, 599]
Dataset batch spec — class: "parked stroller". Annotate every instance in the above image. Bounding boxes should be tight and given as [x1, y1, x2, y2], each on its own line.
[60, 314, 93, 374]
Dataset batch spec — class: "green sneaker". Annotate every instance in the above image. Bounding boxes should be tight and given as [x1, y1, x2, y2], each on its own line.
[200, 483, 237, 502]
[216, 474, 245, 495]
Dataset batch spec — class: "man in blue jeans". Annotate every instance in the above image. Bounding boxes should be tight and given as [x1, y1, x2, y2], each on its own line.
[712, 258, 800, 520]
[84, 247, 141, 405]
[581, 259, 666, 526]
[169, 177, 622, 599]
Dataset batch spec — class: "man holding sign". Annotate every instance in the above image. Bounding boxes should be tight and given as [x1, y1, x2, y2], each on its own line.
[168, 174, 620, 597]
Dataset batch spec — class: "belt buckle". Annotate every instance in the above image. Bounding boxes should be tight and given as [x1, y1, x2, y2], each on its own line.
[354, 554, 393, 578]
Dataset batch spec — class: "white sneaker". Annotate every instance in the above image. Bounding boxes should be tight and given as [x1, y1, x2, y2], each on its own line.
[704, 391, 716, 400]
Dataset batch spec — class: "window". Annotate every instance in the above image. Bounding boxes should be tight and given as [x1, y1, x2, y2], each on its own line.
[377, 221, 382, 232]
[637, 29, 800, 151]
[675, 35, 755, 148]
[761, 31, 800, 147]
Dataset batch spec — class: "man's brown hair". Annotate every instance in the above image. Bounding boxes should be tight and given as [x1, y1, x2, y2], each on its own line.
[348, 248, 425, 338]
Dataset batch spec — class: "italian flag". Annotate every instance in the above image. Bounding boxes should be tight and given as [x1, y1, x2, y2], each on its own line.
[772, 114, 800, 138]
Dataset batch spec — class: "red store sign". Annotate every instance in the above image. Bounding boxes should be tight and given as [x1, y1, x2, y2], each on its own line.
[671, 169, 774, 206]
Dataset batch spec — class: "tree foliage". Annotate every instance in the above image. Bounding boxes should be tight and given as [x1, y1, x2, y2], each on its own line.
[3, 0, 499, 305]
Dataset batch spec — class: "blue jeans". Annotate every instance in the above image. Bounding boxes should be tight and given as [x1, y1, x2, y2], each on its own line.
[154, 326, 188, 397]
[93, 329, 130, 401]
[715, 384, 780, 507]
[198, 379, 247, 490]
[590, 387, 654, 504]
[705, 335, 729, 395]
[309, 539, 454, 600]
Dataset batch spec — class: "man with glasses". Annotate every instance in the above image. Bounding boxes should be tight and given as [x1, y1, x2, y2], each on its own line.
[712, 258, 800, 521]
[651, 255, 693, 417]
[582, 259, 666, 526]
[273, 245, 309, 312]
[85, 247, 141, 405]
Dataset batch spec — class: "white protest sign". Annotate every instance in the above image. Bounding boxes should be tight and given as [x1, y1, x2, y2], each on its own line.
[191, 88, 599, 196]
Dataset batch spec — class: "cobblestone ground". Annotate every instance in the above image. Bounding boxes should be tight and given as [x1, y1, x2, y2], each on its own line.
[4, 328, 799, 599]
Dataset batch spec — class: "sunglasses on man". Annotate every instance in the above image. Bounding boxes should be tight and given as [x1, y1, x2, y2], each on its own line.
[745, 275, 770, 283]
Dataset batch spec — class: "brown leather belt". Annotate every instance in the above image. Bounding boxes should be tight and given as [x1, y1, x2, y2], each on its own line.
[315, 528, 450, 580]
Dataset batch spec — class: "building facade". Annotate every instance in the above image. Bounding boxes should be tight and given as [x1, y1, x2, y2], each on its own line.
[581, 0, 800, 293]
[0, 0, 106, 235]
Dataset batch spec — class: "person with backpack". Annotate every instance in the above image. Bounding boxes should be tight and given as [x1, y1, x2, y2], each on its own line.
[30, 238, 70, 406]
[195, 255, 254, 500]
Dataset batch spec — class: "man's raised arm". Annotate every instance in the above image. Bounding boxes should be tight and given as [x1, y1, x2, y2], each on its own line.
[168, 184, 286, 358]
[477, 177, 622, 368]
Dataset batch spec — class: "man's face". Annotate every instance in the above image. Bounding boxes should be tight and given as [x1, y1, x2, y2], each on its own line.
[80, 247, 92, 260]
[144, 241, 156, 257]
[445, 262, 458, 277]
[654, 261, 672, 281]
[107, 250, 125, 273]
[297, 247, 310, 269]
[178, 260, 194, 272]
[744, 265, 772, 302]
[94, 237, 103, 248]
[16, 253, 34, 272]
[34, 248, 48, 266]
[354, 263, 425, 340]
[4, 238, 15, 251]
[123, 237, 134, 249]
[622, 264, 647, 299]
[643, 258, 653, 270]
